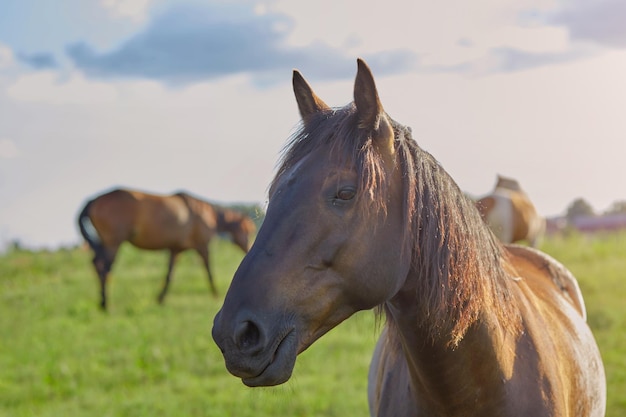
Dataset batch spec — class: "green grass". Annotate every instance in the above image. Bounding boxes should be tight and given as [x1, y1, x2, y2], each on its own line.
[0, 240, 376, 417]
[540, 232, 626, 414]
[0, 233, 624, 416]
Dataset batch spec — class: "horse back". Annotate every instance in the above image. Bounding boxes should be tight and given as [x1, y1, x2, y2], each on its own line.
[505, 244, 586, 319]
[132, 191, 217, 250]
[88, 189, 204, 250]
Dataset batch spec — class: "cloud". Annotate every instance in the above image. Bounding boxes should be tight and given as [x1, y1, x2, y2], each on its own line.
[0, 44, 14, 69]
[7, 71, 118, 105]
[550, 0, 626, 48]
[457, 0, 624, 75]
[66, 3, 418, 85]
[482, 47, 585, 73]
[413, 46, 585, 77]
[100, 0, 153, 22]
[43, 0, 612, 85]
[420, 3, 610, 75]
[17, 52, 58, 69]
[29, 0, 615, 85]
[0, 139, 19, 159]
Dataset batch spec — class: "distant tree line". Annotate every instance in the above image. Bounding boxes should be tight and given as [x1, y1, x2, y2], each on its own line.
[566, 198, 626, 220]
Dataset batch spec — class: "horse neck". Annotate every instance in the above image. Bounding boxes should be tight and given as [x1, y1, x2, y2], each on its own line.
[383, 299, 514, 416]
[215, 207, 239, 233]
[214, 208, 227, 231]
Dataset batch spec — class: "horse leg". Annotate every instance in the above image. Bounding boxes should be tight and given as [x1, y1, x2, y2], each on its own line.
[92, 256, 108, 310]
[197, 246, 218, 296]
[158, 250, 178, 304]
[93, 248, 117, 311]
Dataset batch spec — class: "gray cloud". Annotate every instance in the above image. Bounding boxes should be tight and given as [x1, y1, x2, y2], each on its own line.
[488, 48, 584, 73]
[54, 0, 624, 84]
[418, 47, 584, 77]
[550, 0, 626, 48]
[17, 52, 58, 69]
[430, 1, 624, 76]
[65, 3, 418, 86]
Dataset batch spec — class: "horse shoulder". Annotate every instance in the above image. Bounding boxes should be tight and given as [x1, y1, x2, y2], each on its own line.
[182, 198, 218, 245]
[197, 203, 218, 230]
[163, 193, 192, 223]
[169, 194, 213, 246]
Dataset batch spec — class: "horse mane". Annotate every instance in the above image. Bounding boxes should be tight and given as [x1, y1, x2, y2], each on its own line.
[396, 131, 520, 345]
[273, 105, 520, 346]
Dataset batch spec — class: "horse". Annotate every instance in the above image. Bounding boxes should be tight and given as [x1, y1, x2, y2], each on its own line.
[476, 175, 545, 247]
[77, 188, 256, 310]
[211, 59, 605, 416]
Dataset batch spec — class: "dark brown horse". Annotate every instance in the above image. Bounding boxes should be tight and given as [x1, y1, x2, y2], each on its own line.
[211, 60, 605, 416]
[476, 175, 545, 247]
[78, 188, 256, 310]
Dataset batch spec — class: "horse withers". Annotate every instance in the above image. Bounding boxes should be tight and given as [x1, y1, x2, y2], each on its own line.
[476, 175, 546, 247]
[77, 188, 256, 310]
[211, 59, 605, 416]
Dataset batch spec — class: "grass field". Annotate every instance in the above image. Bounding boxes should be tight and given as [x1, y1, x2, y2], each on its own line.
[1, 233, 624, 416]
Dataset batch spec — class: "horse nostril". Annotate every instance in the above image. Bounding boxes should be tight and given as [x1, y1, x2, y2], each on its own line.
[235, 320, 262, 352]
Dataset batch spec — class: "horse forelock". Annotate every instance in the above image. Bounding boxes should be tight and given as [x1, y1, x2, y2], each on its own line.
[271, 104, 390, 218]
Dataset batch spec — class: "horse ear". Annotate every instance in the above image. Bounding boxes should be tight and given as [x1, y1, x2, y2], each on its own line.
[354, 58, 384, 131]
[354, 59, 394, 155]
[293, 70, 330, 123]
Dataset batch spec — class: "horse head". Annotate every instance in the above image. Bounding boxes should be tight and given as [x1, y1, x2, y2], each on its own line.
[212, 59, 412, 386]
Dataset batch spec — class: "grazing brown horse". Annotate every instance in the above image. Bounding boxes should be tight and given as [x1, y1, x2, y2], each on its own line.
[78, 188, 256, 310]
[211, 60, 605, 416]
[476, 175, 545, 247]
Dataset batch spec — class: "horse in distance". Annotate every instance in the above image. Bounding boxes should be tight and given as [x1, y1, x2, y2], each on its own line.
[211, 59, 605, 416]
[77, 188, 256, 310]
[476, 175, 546, 247]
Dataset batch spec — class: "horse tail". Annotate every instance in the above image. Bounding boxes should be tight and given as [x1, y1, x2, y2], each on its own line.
[77, 199, 105, 260]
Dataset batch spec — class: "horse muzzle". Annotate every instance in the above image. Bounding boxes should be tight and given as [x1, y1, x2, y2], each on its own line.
[212, 309, 299, 387]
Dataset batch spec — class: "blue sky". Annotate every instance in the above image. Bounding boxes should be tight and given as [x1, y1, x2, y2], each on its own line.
[1, 0, 626, 248]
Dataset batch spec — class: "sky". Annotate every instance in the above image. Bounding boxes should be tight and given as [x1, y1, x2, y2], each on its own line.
[1, 0, 625, 249]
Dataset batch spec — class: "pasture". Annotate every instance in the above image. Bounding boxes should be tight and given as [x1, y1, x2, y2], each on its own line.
[1, 233, 624, 416]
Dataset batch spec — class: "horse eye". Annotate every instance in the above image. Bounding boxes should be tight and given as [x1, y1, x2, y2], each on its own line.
[336, 187, 356, 201]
